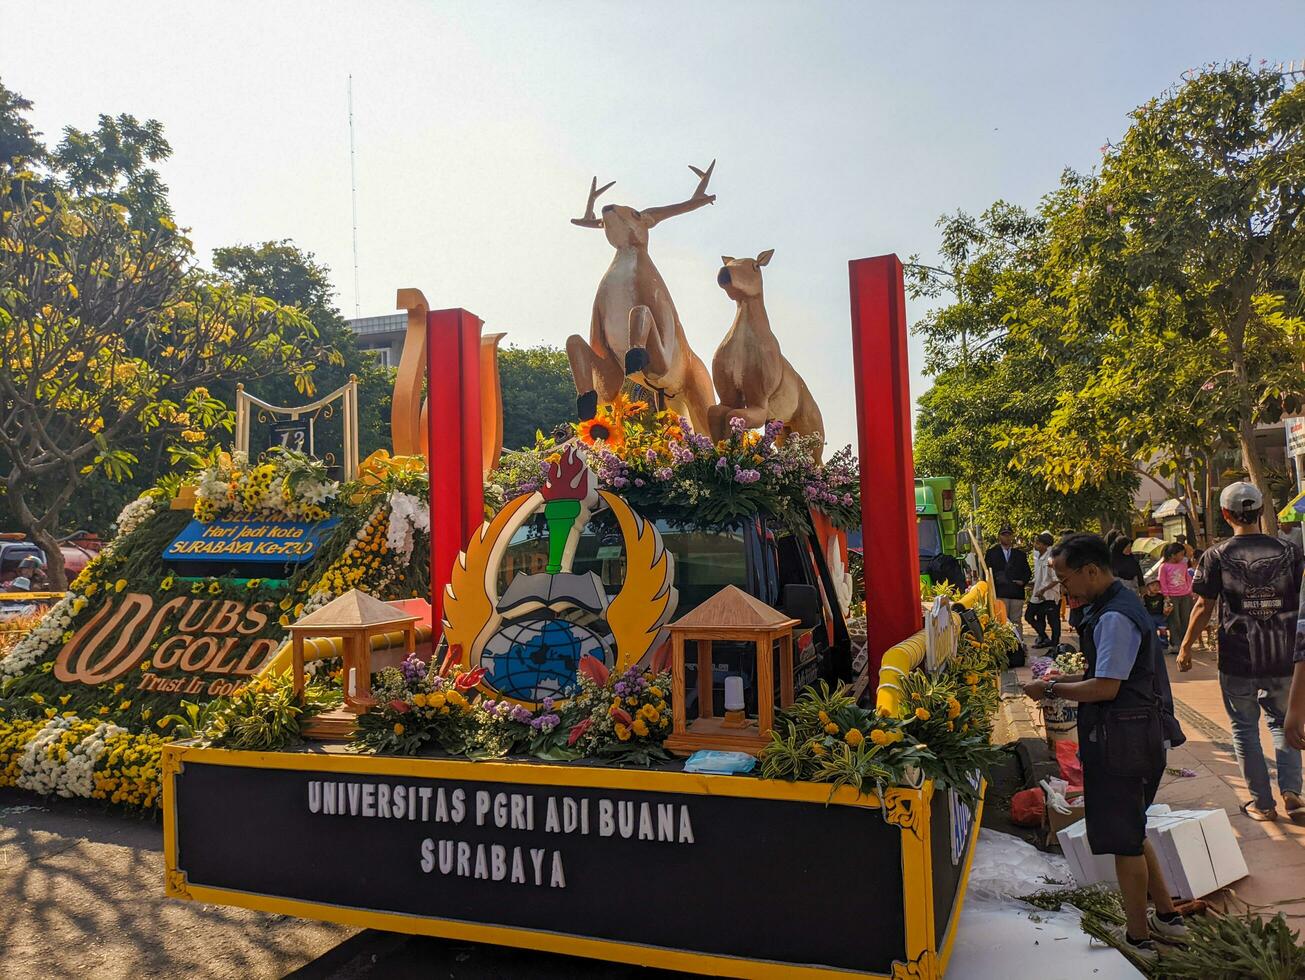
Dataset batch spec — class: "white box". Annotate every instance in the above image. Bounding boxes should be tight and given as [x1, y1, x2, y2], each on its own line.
[1055, 804, 1174, 887]
[1146, 808, 1248, 900]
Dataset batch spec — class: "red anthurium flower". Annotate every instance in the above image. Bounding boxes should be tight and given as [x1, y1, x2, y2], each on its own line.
[389, 699, 411, 714]
[455, 667, 487, 691]
[578, 654, 609, 687]
[609, 705, 633, 726]
[567, 717, 592, 746]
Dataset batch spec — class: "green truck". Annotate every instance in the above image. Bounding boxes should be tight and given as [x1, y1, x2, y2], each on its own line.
[916, 476, 967, 591]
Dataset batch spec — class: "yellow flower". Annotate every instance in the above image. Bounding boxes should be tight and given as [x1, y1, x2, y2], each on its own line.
[59, 694, 71, 705]
[139, 660, 151, 671]
[412, 694, 427, 708]
[649, 686, 663, 698]
[809, 742, 827, 757]
[818, 710, 830, 725]
[914, 707, 931, 721]
[639, 704, 659, 722]
[160, 575, 175, 590]
[118, 700, 131, 711]
[965, 672, 979, 686]
[626, 696, 638, 706]
[44, 707, 57, 718]
[429, 693, 446, 708]
[393, 723, 405, 735]
[824, 722, 839, 735]
[115, 579, 127, 592]
[947, 721, 955, 732]
[632, 718, 649, 737]
[208, 581, 222, 595]
[615, 723, 631, 742]
[844, 729, 865, 747]
[99, 706, 110, 715]
[30, 694, 44, 705]
[870, 729, 888, 746]
[278, 614, 290, 627]
[84, 581, 98, 596]
[947, 698, 961, 720]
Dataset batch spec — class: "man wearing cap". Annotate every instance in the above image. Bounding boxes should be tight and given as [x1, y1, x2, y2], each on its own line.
[1179, 482, 1305, 822]
[985, 525, 1031, 630]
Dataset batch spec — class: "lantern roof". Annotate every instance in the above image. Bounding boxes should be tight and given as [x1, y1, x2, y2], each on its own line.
[288, 589, 419, 630]
[668, 585, 798, 632]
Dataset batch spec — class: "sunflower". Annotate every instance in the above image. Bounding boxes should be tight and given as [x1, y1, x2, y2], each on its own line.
[577, 416, 625, 451]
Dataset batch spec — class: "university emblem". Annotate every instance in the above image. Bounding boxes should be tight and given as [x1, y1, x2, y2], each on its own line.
[442, 444, 677, 707]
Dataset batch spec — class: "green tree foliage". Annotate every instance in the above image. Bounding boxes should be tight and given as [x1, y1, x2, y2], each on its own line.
[0, 81, 349, 587]
[908, 205, 1139, 537]
[1011, 62, 1305, 531]
[211, 240, 394, 464]
[498, 344, 576, 450]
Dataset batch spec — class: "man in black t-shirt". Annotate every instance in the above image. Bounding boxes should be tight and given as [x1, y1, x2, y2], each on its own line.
[1179, 482, 1305, 822]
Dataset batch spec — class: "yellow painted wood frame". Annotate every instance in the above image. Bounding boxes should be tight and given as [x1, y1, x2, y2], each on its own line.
[162, 744, 985, 979]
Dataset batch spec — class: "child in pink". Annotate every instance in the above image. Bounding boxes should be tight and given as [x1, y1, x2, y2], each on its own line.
[1158, 542, 1193, 655]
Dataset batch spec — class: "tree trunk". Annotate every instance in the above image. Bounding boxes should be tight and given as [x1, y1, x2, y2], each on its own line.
[1202, 452, 1217, 544]
[6, 468, 78, 592]
[1228, 284, 1278, 534]
[28, 525, 66, 592]
[1179, 467, 1203, 547]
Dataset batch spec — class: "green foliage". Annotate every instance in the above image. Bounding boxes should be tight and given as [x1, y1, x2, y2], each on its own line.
[210, 240, 394, 462]
[185, 672, 334, 752]
[1156, 911, 1305, 980]
[498, 345, 577, 451]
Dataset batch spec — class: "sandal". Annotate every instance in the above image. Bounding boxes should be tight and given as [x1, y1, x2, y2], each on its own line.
[1241, 800, 1278, 822]
[1282, 792, 1305, 821]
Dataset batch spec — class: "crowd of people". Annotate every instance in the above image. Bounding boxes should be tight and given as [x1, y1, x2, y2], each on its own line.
[1007, 481, 1305, 963]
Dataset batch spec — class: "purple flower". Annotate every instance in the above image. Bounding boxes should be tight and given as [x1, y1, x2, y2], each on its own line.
[716, 457, 729, 471]
[633, 478, 644, 487]
[733, 465, 761, 484]
[645, 449, 657, 464]
[764, 419, 785, 440]
[542, 697, 555, 711]
[611, 476, 629, 488]
[841, 494, 853, 506]
[614, 681, 628, 696]
[689, 433, 713, 451]
[729, 416, 747, 434]
[654, 467, 673, 481]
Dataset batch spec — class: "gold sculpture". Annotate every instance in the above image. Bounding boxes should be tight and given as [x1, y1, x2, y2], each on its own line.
[392, 287, 505, 475]
[709, 251, 824, 459]
[566, 163, 719, 435]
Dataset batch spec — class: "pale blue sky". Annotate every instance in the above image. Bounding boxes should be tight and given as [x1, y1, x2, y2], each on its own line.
[6, 1, 1304, 451]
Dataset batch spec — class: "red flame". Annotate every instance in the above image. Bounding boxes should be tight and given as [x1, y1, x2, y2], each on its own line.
[541, 443, 593, 501]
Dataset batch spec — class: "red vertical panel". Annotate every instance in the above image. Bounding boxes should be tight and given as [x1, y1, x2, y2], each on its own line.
[848, 255, 921, 691]
[456, 311, 485, 542]
[427, 309, 469, 638]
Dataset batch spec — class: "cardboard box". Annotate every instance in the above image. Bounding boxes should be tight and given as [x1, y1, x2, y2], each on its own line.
[1056, 805, 1172, 887]
[1146, 809, 1249, 900]
[1045, 800, 1085, 844]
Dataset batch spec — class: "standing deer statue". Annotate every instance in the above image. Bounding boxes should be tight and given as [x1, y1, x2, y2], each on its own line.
[709, 250, 825, 460]
[566, 162, 718, 435]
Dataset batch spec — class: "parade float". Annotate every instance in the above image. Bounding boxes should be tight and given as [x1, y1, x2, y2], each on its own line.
[0, 166, 1016, 978]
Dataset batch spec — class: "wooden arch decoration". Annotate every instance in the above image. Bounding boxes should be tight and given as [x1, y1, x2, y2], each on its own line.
[392, 287, 505, 476]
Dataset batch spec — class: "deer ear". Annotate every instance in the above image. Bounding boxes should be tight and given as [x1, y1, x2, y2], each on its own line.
[756, 249, 774, 267]
[721, 256, 735, 266]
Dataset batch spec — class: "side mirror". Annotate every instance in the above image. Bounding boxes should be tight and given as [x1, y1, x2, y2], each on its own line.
[783, 584, 822, 629]
[957, 530, 972, 551]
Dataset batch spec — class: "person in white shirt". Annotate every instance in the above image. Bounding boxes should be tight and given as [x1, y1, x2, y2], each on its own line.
[1028, 532, 1062, 649]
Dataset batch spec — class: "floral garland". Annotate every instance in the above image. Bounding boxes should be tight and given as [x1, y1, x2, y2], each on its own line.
[490, 395, 860, 531]
[0, 714, 167, 808]
[194, 449, 338, 523]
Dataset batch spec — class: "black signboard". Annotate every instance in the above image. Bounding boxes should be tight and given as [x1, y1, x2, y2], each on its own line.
[268, 419, 311, 455]
[173, 761, 908, 973]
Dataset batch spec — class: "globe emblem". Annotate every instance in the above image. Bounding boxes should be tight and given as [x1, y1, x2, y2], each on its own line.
[480, 618, 609, 702]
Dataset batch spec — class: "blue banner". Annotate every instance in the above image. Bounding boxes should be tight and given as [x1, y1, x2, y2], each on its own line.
[164, 519, 340, 566]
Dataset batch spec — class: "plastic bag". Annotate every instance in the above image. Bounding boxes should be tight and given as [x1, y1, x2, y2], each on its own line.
[682, 750, 757, 774]
[1010, 787, 1046, 827]
[1054, 738, 1083, 791]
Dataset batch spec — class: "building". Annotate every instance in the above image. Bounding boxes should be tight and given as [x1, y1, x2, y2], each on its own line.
[346, 313, 407, 368]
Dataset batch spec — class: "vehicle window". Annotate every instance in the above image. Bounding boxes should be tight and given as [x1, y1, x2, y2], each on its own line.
[496, 513, 747, 615]
[775, 533, 811, 589]
[917, 516, 943, 558]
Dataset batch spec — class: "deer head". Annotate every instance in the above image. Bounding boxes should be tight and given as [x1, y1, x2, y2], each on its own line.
[716, 249, 773, 301]
[572, 161, 716, 249]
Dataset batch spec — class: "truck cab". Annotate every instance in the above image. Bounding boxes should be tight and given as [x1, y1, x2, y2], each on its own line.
[498, 508, 854, 714]
[915, 477, 966, 591]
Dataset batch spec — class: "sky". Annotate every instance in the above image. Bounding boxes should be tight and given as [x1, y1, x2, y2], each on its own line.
[5, 1, 1305, 453]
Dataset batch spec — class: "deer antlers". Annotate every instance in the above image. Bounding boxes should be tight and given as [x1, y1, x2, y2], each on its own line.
[571, 176, 615, 228]
[688, 159, 715, 203]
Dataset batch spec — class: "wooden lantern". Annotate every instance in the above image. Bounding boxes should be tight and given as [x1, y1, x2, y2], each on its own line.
[663, 585, 799, 756]
[287, 589, 418, 739]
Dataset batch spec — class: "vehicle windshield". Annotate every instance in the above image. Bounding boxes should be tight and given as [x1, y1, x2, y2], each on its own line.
[917, 516, 943, 559]
[498, 511, 748, 615]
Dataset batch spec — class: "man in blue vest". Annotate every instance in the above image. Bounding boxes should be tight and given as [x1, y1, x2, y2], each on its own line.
[1022, 533, 1185, 962]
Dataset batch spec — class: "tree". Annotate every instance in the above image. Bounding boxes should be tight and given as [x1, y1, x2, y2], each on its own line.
[908, 204, 1139, 536]
[1028, 62, 1305, 531]
[211, 240, 394, 464]
[0, 82, 330, 588]
[498, 345, 577, 450]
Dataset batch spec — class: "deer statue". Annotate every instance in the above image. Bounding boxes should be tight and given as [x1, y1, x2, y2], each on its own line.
[709, 251, 825, 461]
[566, 162, 719, 435]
